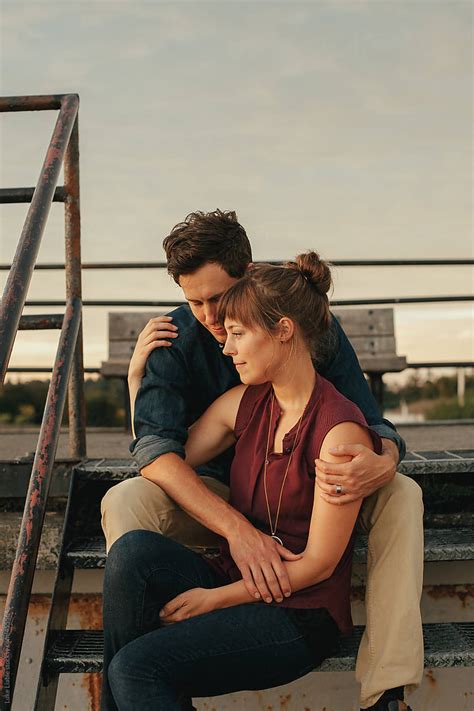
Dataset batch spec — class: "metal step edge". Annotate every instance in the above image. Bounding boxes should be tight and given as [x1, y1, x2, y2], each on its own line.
[65, 529, 474, 569]
[43, 622, 474, 674]
[74, 451, 474, 480]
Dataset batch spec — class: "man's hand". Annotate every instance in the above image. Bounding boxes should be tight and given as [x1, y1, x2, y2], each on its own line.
[159, 588, 218, 624]
[315, 442, 397, 505]
[227, 521, 302, 603]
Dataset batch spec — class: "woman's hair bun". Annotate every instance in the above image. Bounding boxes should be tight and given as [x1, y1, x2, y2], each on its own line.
[290, 251, 332, 296]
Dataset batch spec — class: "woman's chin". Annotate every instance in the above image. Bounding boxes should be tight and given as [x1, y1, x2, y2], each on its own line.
[239, 373, 267, 386]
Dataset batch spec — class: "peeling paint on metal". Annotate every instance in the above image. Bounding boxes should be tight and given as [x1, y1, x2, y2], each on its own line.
[426, 585, 474, 607]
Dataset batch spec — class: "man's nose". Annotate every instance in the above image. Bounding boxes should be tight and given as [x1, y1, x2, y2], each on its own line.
[204, 304, 218, 325]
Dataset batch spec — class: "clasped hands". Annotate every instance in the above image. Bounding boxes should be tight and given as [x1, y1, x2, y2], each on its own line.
[160, 443, 396, 624]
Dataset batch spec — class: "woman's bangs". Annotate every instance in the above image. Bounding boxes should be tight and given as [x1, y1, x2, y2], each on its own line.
[218, 282, 261, 330]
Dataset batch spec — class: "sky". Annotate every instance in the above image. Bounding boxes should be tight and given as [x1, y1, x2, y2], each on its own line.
[0, 0, 472, 382]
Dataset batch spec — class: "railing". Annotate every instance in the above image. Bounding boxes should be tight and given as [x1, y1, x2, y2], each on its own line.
[3, 258, 472, 368]
[0, 94, 85, 710]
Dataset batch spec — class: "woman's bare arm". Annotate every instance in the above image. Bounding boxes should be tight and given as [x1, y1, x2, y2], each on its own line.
[184, 385, 247, 468]
[208, 420, 374, 607]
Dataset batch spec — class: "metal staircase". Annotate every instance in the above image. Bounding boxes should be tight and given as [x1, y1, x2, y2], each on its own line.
[34, 452, 474, 708]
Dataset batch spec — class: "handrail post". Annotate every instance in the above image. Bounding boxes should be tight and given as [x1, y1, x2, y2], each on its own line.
[64, 116, 86, 458]
[0, 298, 82, 709]
[0, 94, 79, 383]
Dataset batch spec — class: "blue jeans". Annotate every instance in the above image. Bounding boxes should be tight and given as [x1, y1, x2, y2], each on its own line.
[102, 530, 339, 710]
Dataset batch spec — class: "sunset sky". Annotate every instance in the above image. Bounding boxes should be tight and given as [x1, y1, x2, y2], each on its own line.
[1, 0, 472, 381]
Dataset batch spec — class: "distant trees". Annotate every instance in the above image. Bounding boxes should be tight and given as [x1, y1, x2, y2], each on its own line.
[0, 378, 125, 426]
[384, 372, 473, 419]
[1, 372, 472, 426]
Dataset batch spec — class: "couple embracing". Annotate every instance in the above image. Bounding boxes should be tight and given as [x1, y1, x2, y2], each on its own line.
[100, 210, 423, 711]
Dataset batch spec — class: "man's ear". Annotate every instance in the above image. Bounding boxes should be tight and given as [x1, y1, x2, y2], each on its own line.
[278, 317, 295, 342]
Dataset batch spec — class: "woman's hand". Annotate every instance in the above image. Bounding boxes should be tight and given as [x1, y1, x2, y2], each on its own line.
[128, 316, 178, 382]
[159, 588, 219, 625]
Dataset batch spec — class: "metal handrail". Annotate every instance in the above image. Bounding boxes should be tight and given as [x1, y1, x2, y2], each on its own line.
[0, 95, 78, 380]
[5, 362, 473, 375]
[0, 93, 86, 457]
[0, 298, 82, 709]
[0, 94, 86, 710]
[14, 295, 474, 307]
[0, 258, 473, 268]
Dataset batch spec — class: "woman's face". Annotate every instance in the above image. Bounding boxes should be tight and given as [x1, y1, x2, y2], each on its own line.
[223, 318, 279, 384]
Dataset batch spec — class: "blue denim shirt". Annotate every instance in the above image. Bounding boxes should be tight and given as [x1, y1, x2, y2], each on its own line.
[130, 305, 405, 480]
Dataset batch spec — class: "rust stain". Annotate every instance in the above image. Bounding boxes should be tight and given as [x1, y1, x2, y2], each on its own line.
[83, 673, 101, 711]
[425, 669, 437, 687]
[74, 594, 103, 630]
[279, 693, 291, 709]
[426, 584, 474, 607]
[74, 595, 103, 710]
[350, 586, 365, 602]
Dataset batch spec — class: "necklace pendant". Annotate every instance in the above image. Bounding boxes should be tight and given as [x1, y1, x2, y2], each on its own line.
[271, 534, 283, 546]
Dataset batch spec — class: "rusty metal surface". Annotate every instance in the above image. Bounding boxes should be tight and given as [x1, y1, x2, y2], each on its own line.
[0, 94, 79, 383]
[0, 298, 81, 709]
[64, 116, 86, 459]
[0, 187, 66, 204]
[18, 315, 64, 330]
[0, 95, 67, 112]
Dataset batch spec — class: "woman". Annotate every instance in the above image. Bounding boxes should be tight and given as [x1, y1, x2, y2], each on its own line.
[103, 252, 381, 710]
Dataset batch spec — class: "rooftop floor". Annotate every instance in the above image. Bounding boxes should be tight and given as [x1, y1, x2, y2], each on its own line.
[0, 422, 473, 460]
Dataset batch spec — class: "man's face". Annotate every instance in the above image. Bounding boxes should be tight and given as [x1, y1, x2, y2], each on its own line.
[179, 262, 239, 343]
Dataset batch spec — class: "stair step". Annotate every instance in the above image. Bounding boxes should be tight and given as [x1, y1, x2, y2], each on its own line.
[74, 450, 474, 482]
[65, 528, 474, 569]
[44, 622, 474, 675]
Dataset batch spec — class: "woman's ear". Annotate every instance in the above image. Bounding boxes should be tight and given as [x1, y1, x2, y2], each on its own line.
[278, 317, 295, 343]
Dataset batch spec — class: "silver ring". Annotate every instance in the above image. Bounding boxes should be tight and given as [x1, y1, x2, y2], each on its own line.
[335, 484, 343, 495]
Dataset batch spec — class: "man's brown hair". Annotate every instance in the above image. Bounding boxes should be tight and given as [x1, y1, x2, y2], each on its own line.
[163, 209, 252, 284]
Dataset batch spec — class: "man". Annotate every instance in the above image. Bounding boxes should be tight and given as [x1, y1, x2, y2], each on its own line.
[101, 209, 423, 711]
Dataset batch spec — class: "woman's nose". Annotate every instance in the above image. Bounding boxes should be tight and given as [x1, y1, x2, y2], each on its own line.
[223, 337, 235, 356]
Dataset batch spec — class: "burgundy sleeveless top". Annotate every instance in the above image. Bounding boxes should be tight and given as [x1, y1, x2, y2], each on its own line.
[205, 375, 382, 635]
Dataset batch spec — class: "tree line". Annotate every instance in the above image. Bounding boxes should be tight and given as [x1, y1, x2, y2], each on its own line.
[1, 372, 473, 426]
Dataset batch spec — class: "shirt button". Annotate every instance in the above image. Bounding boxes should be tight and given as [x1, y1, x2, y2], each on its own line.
[285, 447, 291, 454]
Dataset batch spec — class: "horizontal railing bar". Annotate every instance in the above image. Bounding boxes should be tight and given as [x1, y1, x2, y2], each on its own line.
[0, 187, 67, 204]
[406, 361, 474, 369]
[0, 259, 472, 270]
[6, 363, 472, 374]
[0, 297, 82, 704]
[20, 296, 474, 307]
[18, 315, 64, 330]
[0, 94, 72, 112]
[6, 366, 99, 373]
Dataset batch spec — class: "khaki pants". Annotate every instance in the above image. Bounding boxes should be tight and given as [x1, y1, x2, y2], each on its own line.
[101, 472, 424, 708]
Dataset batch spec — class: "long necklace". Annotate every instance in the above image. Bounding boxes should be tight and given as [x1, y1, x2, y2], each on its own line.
[263, 392, 305, 546]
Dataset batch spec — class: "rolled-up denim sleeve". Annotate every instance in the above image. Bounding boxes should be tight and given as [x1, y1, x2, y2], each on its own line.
[129, 434, 185, 470]
[319, 315, 406, 463]
[368, 422, 406, 462]
[130, 336, 191, 470]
